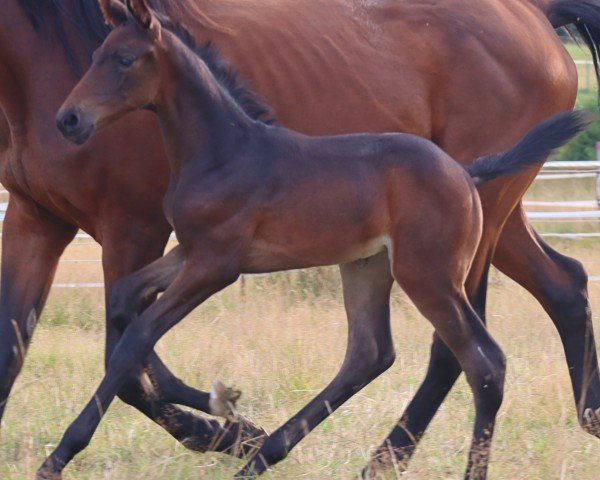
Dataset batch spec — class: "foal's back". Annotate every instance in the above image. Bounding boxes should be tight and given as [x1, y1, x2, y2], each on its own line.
[263, 127, 473, 206]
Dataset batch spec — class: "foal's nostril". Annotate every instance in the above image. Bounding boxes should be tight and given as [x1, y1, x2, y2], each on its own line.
[62, 112, 80, 132]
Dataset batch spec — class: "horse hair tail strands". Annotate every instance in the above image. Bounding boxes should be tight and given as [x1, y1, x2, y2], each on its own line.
[465, 109, 592, 186]
[547, 0, 600, 103]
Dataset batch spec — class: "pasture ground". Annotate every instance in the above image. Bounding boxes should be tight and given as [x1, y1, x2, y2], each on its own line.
[0, 233, 598, 479]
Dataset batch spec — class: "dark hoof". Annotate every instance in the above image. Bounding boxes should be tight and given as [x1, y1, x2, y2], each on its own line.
[582, 407, 600, 438]
[218, 416, 268, 458]
[35, 464, 62, 480]
[361, 445, 412, 479]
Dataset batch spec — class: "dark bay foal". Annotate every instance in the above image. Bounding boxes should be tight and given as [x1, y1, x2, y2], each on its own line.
[46, 1, 590, 479]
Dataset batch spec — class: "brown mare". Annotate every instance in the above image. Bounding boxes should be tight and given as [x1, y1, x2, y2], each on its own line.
[45, 2, 591, 478]
[0, 0, 599, 475]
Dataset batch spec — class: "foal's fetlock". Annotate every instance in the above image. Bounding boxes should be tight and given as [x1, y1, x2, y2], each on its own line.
[466, 434, 493, 480]
[582, 407, 600, 437]
[209, 380, 242, 421]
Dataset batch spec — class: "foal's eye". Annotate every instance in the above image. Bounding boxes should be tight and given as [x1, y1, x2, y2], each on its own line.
[118, 56, 135, 68]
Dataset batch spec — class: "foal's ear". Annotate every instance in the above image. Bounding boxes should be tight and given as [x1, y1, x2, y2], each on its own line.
[98, 0, 127, 27]
[126, 0, 162, 41]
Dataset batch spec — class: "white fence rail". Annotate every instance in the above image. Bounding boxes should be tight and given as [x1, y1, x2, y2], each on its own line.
[526, 160, 600, 221]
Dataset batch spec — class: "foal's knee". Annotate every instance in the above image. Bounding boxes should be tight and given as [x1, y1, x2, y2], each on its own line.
[107, 277, 145, 331]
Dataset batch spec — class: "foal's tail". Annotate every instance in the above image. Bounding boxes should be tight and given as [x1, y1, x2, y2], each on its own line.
[546, 0, 600, 94]
[466, 110, 592, 186]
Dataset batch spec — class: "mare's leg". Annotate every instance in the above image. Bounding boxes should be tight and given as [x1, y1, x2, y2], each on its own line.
[492, 206, 600, 435]
[0, 196, 76, 423]
[36, 262, 238, 480]
[102, 237, 264, 455]
[235, 251, 396, 477]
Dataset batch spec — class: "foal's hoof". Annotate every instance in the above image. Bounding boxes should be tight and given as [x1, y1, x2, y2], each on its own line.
[582, 407, 600, 438]
[361, 446, 412, 479]
[209, 380, 242, 421]
[35, 466, 62, 480]
[222, 416, 268, 458]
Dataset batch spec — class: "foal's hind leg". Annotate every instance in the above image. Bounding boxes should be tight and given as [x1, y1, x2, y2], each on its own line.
[493, 206, 600, 435]
[363, 227, 495, 477]
[391, 258, 506, 480]
[235, 251, 395, 477]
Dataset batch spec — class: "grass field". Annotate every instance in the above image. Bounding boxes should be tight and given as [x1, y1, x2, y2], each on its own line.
[0, 237, 599, 480]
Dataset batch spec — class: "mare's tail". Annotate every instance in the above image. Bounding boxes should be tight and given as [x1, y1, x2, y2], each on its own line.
[546, 0, 600, 94]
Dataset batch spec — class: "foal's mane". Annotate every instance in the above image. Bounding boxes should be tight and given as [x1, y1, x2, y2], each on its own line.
[154, 13, 275, 124]
[16, 0, 274, 123]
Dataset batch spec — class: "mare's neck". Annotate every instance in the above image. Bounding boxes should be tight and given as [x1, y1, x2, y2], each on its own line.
[0, 0, 91, 144]
[154, 31, 257, 176]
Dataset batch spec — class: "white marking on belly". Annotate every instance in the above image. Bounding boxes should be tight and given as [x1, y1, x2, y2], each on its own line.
[381, 235, 393, 263]
[347, 235, 392, 263]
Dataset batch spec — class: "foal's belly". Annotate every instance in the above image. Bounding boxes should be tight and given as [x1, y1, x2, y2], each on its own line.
[241, 235, 391, 274]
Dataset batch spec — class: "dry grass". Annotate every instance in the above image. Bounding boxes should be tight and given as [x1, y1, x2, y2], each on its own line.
[0, 238, 599, 479]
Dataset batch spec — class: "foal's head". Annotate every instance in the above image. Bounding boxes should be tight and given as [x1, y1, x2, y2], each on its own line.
[57, 0, 163, 144]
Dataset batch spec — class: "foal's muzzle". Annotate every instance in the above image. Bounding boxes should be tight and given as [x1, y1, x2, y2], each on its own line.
[56, 107, 95, 145]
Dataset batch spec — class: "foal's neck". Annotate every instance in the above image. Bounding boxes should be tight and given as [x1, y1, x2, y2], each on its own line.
[154, 31, 257, 175]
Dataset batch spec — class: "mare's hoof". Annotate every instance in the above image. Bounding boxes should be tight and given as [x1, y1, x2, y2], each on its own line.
[209, 380, 242, 421]
[582, 407, 600, 438]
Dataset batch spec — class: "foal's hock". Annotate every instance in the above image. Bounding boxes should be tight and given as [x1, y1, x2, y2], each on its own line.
[41, 1, 591, 480]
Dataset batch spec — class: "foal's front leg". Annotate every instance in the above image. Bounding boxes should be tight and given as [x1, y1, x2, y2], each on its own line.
[36, 263, 238, 480]
[108, 247, 266, 453]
